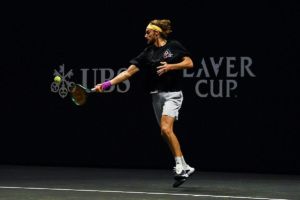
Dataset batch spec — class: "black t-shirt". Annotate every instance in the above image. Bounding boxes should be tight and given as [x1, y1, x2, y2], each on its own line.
[130, 40, 190, 92]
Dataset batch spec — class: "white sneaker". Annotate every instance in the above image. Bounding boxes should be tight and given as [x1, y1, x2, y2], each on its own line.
[172, 164, 189, 188]
[173, 164, 188, 180]
[184, 165, 195, 176]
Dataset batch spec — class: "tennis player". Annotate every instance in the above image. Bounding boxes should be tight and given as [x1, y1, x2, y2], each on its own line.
[95, 19, 195, 187]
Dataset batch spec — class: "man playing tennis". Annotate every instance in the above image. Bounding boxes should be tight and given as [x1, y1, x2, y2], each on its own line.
[95, 19, 195, 187]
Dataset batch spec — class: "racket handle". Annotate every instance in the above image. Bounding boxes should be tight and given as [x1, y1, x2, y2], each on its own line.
[91, 88, 97, 93]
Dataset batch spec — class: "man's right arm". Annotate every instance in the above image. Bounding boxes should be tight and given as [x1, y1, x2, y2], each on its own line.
[95, 65, 140, 92]
[110, 65, 140, 85]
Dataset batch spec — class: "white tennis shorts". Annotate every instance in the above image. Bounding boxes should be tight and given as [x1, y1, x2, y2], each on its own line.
[151, 91, 184, 124]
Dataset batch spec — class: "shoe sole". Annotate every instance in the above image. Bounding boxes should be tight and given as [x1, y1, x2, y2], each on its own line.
[174, 174, 188, 181]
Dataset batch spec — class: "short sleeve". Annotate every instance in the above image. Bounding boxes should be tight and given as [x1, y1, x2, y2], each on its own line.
[129, 48, 147, 70]
[171, 40, 191, 58]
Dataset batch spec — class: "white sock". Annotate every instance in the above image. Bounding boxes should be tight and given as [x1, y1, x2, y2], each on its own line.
[175, 156, 183, 167]
[180, 156, 189, 170]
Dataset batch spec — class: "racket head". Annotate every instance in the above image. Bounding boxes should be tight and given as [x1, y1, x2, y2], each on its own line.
[70, 84, 89, 106]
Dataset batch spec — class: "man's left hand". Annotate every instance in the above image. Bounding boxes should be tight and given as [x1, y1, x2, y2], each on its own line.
[157, 62, 171, 76]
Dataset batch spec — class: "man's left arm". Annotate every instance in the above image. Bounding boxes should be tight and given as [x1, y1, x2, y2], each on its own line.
[157, 56, 193, 76]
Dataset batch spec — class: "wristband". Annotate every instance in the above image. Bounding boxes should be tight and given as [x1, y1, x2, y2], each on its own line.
[101, 81, 112, 90]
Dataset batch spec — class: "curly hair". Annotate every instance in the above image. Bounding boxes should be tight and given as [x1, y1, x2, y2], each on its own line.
[149, 19, 172, 39]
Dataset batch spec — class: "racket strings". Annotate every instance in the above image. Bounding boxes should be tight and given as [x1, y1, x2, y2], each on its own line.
[71, 86, 87, 105]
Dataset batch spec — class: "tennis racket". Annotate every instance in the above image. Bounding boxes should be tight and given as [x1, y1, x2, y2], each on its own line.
[70, 84, 97, 106]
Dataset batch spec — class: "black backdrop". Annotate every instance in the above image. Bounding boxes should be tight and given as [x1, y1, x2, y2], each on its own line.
[1, 1, 299, 174]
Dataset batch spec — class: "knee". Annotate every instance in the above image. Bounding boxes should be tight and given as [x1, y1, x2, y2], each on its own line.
[161, 125, 172, 137]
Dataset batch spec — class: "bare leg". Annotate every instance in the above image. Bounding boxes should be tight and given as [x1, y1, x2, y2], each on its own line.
[160, 115, 183, 157]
